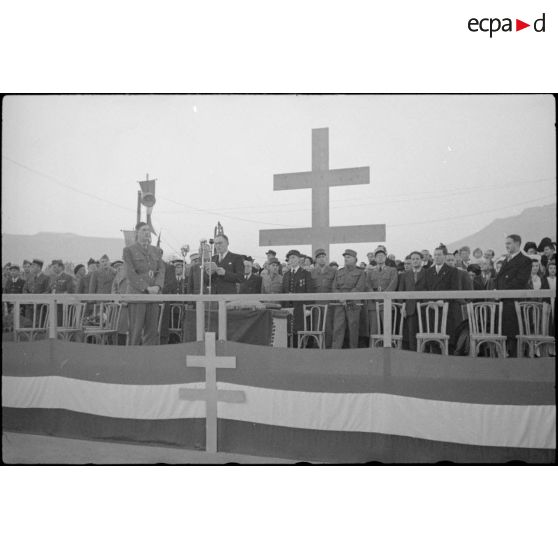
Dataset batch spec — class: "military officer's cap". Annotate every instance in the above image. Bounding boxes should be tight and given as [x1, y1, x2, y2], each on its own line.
[286, 249, 302, 259]
[23, 259, 31, 265]
[100, 254, 110, 260]
[190, 252, 200, 260]
[111, 260, 124, 267]
[9, 264, 20, 271]
[32, 259, 44, 267]
[342, 249, 357, 258]
[314, 248, 326, 258]
[265, 249, 277, 256]
[51, 259, 63, 266]
[244, 256, 254, 262]
[268, 257, 280, 265]
[74, 264, 85, 275]
[170, 259, 183, 265]
[87, 258, 96, 265]
[374, 247, 387, 256]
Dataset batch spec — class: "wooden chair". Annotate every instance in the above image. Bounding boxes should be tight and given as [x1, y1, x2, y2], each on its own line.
[297, 304, 328, 349]
[169, 303, 185, 343]
[83, 302, 121, 344]
[416, 301, 449, 355]
[466, 301, 506, 358]
[56, 302, 86, 342]
[370, 301, 405, 348]
[14, 303, 50, 342]
[515, 301, 555, 358]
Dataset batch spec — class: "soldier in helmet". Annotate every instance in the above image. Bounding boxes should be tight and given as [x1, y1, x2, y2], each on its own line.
[331, 249, 366, 349]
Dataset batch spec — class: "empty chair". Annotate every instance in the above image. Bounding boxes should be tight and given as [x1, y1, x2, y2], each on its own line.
[297, 304, 328, 349]
[370, 301, 405, 348]
[416, 301, 449, 355]
[466, 301, 506, 358]
[56, 302, 86, 342]
[83, 302, 121, 344]
[515, 301, 555, 358]
[14, 303, 50, 342]
[169, 303, 185, 343]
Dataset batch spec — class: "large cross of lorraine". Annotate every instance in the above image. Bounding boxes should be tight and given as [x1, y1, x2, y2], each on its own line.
[179, 332, 245, 453]
[260, 128, 385, 258]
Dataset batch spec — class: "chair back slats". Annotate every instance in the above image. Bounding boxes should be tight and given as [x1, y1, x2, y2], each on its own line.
[61, 302, 86, 329]
[417, 302, 448, 334]
[169, 304, 184, 330]
[35, 303, 50, 329]
[303, 304, 327, 332]
[515, 301, 550, 337]
[375, 302, 405, 336]
[467, 302, 503, 336]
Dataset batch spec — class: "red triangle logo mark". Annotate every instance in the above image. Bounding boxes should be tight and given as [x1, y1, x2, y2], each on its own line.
[516, 19, 530, 31]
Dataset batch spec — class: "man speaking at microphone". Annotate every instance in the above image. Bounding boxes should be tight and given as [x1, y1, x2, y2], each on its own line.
[204, 234, 244, 294]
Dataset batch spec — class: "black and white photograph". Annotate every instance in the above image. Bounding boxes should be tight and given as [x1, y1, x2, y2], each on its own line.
[2, 94, 555, 464]
[0, 3, 556, 556]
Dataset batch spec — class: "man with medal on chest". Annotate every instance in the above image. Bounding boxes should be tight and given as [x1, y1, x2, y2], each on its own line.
[281, 249, 315, 347]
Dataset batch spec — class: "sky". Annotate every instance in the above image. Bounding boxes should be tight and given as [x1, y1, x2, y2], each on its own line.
[2, 94, 556, 263]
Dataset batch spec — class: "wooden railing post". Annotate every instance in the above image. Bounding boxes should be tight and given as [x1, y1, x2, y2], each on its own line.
[196, 300, 205, 342]
[218, 300, 227, 341]
[382, 295, 392, 348]
[49, 298, 57, 339]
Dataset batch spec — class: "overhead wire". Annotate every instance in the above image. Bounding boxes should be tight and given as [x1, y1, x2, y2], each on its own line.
[4, 155, 555, 234]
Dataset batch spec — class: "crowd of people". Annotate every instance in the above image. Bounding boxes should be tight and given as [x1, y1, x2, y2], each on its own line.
[2, 222, 556, 356]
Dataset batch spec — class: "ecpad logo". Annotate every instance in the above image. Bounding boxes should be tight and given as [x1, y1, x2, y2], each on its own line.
[468, 13, 546, 37]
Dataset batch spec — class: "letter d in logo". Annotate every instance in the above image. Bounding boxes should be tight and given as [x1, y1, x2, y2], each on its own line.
[534, 13, 546, 32]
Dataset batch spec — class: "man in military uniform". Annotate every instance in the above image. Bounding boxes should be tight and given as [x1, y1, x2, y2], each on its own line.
[3, 265, 26, 316]
[261, 257, 283, 294]
[24, 259, 50, 294]
[21, 259, 50, 324]
[282, 249, 314, 348]
[48, 260, 76, 326]
[89, 254, 116, 295]
[3, 265, 26, 294]
[311, 248, 336, 347]
[49, 260, 76, 294]
[123, 222, 165, 345]
[331, 249, 366, 349]
[21, 260, 32, 284]
[366, 247, 399, 337]
[74, 264, 86, 291]
[171, 259, 186, 294]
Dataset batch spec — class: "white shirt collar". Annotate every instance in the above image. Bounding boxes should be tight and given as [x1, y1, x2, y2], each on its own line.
[508, 250, 520, 260]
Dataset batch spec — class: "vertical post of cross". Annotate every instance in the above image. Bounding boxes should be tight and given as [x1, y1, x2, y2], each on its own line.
[180, 332, 243, 453]
[312, 128, 329, 240]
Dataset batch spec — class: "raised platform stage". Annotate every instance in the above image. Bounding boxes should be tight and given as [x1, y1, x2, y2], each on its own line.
[2, 338, 555, 463]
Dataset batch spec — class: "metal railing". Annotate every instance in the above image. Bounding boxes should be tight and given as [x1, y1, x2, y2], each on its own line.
[2, 290, 555, 347]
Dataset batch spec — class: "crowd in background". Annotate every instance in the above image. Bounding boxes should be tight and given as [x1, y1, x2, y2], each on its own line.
[2, 232, 556, 356]
[3, 236, 556, 296]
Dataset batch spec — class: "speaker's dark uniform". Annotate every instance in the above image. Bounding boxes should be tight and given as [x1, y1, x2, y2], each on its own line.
[282, 266, 314, 347]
